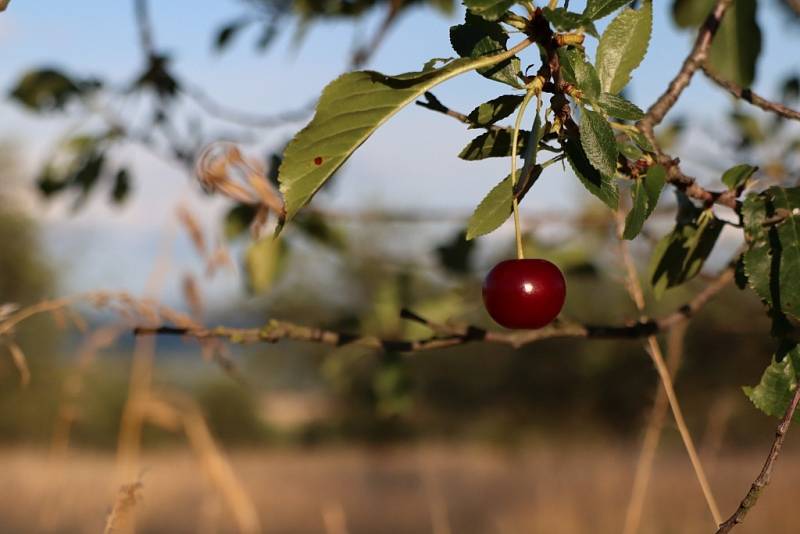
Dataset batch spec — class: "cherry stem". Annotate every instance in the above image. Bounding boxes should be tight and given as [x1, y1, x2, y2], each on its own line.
[510, 89, 539, 260]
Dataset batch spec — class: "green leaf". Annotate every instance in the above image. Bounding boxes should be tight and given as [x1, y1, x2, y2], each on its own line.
[721, 163, 757, 191]
[626, 127, 654, 152]
[450, 13, 523, 88]
[214, 19, 248, 51]
[579, 107, 618, 176]
[9, 69, 93, 112]
[466, 173, 515, 239]
[245, 237, 287, 294]
[742, 187, 800, 320]
[623, 164, 665, 239]
[744, 346, 800, 421]
[462, 0, 515, 21]
[277, 43, 529, 222]
[224, 203, 257, 240]
[542, 7, 600, 38]
[564, 136, 619, 209]
[672, 0, 761, 87]
[584, 0, 632, 20]
[649, 207, 724, 298]
[558, 48, 601, 102]
[618, 141, 642, 161]
[436, 230, 476, 273]
[466, 94, 524, 128]
[596, 1, 653, 94]
[598, 92, 644, 120]
[458, 129, 527, 160]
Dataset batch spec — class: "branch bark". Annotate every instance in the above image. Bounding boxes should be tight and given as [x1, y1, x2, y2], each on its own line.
[133, 266, 734, 352]
[715, 382, 800, 533]
[702, 66, 800, 122]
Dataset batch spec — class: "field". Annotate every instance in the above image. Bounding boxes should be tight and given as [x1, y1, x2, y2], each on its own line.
[2, 443, 797, 534]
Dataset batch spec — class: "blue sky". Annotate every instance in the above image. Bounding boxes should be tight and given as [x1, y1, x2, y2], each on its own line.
[0, 1, 797, 304]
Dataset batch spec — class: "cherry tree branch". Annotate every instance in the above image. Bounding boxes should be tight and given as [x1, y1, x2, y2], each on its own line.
[133, 266, 735, 352]
[639, 0, 733, 132]
[715, 382, 800, 533]
[702, 66, 800, 122]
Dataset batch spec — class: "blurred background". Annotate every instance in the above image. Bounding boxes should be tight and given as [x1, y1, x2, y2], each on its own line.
[1, 0, 800, 532]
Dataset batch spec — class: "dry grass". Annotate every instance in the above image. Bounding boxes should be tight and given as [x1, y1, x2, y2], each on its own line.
[1, 443, 798, 534]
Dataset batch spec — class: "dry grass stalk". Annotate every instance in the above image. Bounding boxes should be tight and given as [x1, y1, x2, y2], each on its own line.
[614, 212, 721, 527]
[177, 205, 208, 258]
[4, 340, 31, 387]
[103, 480, 143, 534]
[622, 321, 687, 534]
[143, 394, 262, 534]
[321, 501, 349, 534]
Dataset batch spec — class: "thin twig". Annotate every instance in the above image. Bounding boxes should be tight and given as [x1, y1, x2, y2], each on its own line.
[639, 0, 733, 132]
[702, 66, 800, 121]
[615, 214, 722, 526]
[133, 267, 734, 351]
[715, 382, 800, 533]
[133, 0, 155, 57]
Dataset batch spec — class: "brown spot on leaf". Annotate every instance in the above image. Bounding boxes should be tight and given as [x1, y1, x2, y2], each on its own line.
[314, 157, 323, 166]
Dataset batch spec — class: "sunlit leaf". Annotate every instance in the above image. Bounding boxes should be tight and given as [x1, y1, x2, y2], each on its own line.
[596, 0, 652, 94]
[579, 107, 618, 176]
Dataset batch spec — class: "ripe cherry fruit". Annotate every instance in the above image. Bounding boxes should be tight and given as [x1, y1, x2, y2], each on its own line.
[482, 259, 566, 329]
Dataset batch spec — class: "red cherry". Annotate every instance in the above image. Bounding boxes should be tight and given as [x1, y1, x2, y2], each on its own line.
[482, 259, 566, 329]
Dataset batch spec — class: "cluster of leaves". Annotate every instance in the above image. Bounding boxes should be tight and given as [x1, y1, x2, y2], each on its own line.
[272, 0, 800, 425]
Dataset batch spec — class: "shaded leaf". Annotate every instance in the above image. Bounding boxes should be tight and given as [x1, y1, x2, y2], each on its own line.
[742, 187, 800, 320]
[459, 129, 526, 160]
[564, 136, 618, 209]
[9, 69, 94, 112]
[672, 0, 761, 87]
[649, 207, 724, 298]
[721, 163, 757, 191]
[623, 163, 665, 239]
[598, 92, 644, 120]
[542, 7, 599, 38]
[596, 1, 652, 94]
[294, 211, 347, 250]
[224, 203, 258, 240]
[743, 346, 800, 422]
[466, 94, 524, 128]
[214, 19, 248, 51]
[462, 0, 515, 21]
[579, 107, 618, 176]
[277, 45, 529, 222]
[584, 0, 632, 20]
[436, 230, 475, 273]
[110, 168, 131, 204]
[450, 13, 523, 88]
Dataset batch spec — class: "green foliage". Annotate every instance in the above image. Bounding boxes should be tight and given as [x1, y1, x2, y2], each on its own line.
[596, 0, 653, 94]
[558, 48, 601, 102]
[277, 46, 526, 223]
[245, 237, 288, 294]
[623, 164, 665, 240]
[649, 202, 724, 299]
[466, 172, 515, 240]
[583, 0, 634, 21]
[450, 13, 523, 88]
[9, 68, 98, 112]
[564, 136, 618, 209]
[466, 94, 524, 128]
[742, 187, 800, 320]
[744, 346, 800, 421]
[579, 107, 618, 177]
[672, 0, 761, 86]
[541, 8, 599, 38]
[597, 92, 644, 120]
[721, 163, 757, 191]
[458, 128, 526, 160]
[462, 0, 515, 21]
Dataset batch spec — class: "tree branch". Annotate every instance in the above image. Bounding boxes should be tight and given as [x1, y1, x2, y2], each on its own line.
[702, 66, 800, 122]
[134, 266, 735, 352]
[639, 0, 733, 132]
[715, 382, 800, 533]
